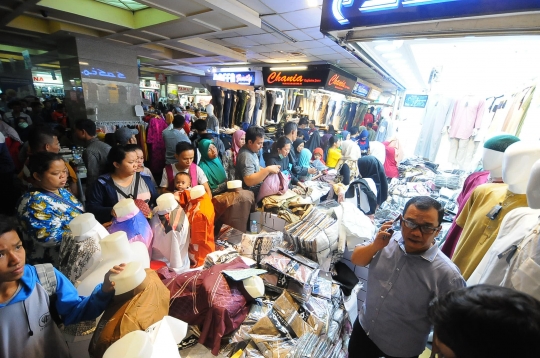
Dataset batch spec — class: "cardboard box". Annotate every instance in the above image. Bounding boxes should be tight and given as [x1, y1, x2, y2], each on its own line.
[249, 212, 286, 233]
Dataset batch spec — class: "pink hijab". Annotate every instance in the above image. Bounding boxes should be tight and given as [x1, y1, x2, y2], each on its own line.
[232, 130, 245, 165]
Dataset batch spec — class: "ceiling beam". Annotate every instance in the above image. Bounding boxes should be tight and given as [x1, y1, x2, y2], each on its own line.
[178, 37, 246, 62]
[0, 0, 40, 27]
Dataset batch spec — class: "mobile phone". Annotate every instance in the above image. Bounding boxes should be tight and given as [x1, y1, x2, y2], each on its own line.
[385, 216, 401, 234]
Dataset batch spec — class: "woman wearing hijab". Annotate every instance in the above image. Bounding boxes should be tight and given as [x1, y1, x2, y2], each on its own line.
[359, 129, 370, 156]
[358, 155, 388, 206]
[341, 130, 350, 141]
[224, 130, 245, 181]
[205, 104, 219, 133]
[335, 140, 361, 185]
[293, 138, 305, 155]
[297, 147, 313, 182]
[198, 139, 227, 195]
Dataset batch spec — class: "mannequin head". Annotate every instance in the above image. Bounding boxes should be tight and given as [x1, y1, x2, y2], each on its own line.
[70, 213, 99, 237]
[483, 135, 520, 179]
[100, 232, 132, 261]
[502, 141, 540, 194]
[114, 199, 138, 218]
[109, 261, 146, 295]
[156, 193, 178, 213]
[227, 180, 242, 192]
[103, 331, 153, 358]
[526, 159, 540, 209]
[190, 185, 205, 200]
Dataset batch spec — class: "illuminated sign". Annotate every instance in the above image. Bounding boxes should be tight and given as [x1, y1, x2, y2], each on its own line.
[32, 74, 62, 84]
[155, 73, 166, 83]
[212, 72, 255, 86]
[139, 80, 160, 89]
[324, 70, 356, 94]
[263, 65, 356, 94]
[368, 88, 381, 100]
[352, 81, 371, 97]
[263, 69, 326, 88]
[81, 68, 126, 79]
[177, 86, 192, 93]
[404, 94, 429, 108]
[322, 0, 540, 31]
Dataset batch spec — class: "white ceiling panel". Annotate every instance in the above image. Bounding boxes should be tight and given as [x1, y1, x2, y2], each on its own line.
[317, 53, 347, 61]
[245, 33, 283, 45]
[237, 0, 275, 15]
[266, 42, 298, 51]
[305, 46, 336, 55]
[281, 8, 322, 29]
[301, 26, 324, 40]
[261, 15, 296, 31]
[222, 36, 260, 47]
[190, 12, 246, 31]
[247, 44, 274, 52]
[291, 40, 326, 49]
[260, 0, 313, 13]
[283, 29, 312, 42]
[233, 26, 268, 36]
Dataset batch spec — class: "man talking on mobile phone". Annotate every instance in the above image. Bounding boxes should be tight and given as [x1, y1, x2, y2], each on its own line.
[349, 196, 465, 358]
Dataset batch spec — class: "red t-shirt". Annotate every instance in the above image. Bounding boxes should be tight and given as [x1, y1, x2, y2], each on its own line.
[383, 141, 399, 178]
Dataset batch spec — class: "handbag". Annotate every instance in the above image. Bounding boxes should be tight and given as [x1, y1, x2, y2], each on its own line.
[110, 173, 153, 218]
[256, 172, 290, 202]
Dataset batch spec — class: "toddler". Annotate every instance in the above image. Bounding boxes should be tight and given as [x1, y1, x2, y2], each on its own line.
[173, 172, 191, 202]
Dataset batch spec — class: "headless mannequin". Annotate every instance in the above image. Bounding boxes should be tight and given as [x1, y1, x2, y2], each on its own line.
[109, 198, 153, 255]
[502, 141, 540, 194]
[151, 193, 190, 273]
[212, 180, 256, 235]
[109, 261, 147, 295]
[179, 185, 215, 268]
[103, 316, 188, 358]
[77, 232, 150, 296]
[70, 213, 106, 237]
[60, 213, 110, 283]
[452, 141, 540, 279]
[89, 259, 170, 358]
[441, 134, 521, 258]
[468, 159, 540, 286]
[482, 148, 504, 182]
[114, 198, 138, 218]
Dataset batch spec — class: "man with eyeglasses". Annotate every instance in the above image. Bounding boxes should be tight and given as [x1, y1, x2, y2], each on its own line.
[349, 196, 465, 358]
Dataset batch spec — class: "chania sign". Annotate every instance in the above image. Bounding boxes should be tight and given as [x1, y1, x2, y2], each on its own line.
[322, 0, 540, 31]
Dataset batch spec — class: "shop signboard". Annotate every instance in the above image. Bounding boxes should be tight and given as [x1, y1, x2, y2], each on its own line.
[352, 81, 371, 97]
[139, 79, 160, 89]
[324, 69, 356, 94]
[404, 94, 429, 108]
[321, 0, 540, 32]
[155, 73, 166, 83]
[368, 88, 381, 101]
[212, 72, 255, 86]
[177, 85, 192, 94]
[262, 67, 328, 88]
[32, 73, 63, 84]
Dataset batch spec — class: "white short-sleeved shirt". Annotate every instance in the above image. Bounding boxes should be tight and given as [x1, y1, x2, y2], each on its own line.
[159, 164, 208, 188]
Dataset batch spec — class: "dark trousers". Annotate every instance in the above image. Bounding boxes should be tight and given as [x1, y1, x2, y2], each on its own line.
[271, 104, 281, 122]
[347, 102, 358, 130]
[230, 92, 238, 127]
[223, 90, 233, 128]
[266, 91, 275, 121]
[349, 318, 419, 358]
[251, 93, 261, 126]
[210, 86, 224, 124]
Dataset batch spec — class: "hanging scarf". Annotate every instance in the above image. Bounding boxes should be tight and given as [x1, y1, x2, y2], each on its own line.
[298, 148, 312, 169]
[198, 139, 227, 189]
[232, 130, 245, 165]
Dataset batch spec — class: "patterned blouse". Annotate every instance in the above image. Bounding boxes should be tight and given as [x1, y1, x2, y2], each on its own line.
[17, 188, 84, 247]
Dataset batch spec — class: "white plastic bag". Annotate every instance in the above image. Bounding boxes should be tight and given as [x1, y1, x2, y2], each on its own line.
[339, 202, 376, 248]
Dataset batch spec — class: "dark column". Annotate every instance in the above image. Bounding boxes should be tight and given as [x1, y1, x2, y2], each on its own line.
[57, 37, 140, 124]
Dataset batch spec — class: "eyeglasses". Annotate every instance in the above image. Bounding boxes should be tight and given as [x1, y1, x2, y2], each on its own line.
[401, 218, 440, 234]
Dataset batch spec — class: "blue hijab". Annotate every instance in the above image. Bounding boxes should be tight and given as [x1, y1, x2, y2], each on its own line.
[359, 130, 370, 151]
[341, 130, 350, 141]
[298, 148, 312, 168]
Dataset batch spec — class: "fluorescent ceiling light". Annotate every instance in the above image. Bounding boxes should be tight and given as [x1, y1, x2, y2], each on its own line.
[382, 53, 402, 59]
[307, 0, 319, 7]
[219, 67, 250, 72]
[387, 59, 406, 64]
[79, 61, 89, 65]
[269, 66, 308, 71]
